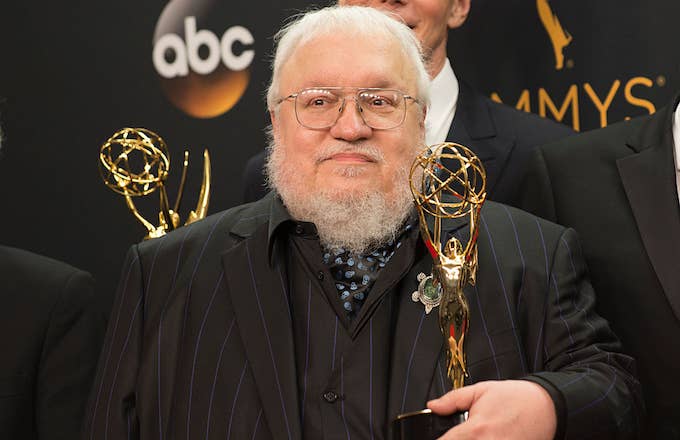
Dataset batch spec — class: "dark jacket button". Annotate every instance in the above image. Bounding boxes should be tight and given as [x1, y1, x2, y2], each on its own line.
[323, 391, 338, 403]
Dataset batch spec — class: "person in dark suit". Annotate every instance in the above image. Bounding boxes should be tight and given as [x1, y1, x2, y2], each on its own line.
[520, 94, 680, 439]
[84, 6, 641, 439]
[241, 0, 574, 206]
[0, 245, 105, 439]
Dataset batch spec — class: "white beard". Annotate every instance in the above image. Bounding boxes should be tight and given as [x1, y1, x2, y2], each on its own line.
[266, 132, 419, 254]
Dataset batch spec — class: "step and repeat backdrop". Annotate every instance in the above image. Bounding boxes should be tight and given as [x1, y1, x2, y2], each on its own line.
[449, 0, 679, 132]
[1, 0, 679, 300]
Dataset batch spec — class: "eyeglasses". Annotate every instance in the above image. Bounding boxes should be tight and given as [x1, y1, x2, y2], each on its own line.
[276, 87, 419, 130]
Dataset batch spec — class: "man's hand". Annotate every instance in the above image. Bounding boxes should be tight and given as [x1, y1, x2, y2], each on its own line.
[427, 380, 557, 440]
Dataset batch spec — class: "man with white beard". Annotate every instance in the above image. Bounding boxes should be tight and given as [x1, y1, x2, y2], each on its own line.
[242, 0, 575, 206]
[85, 6, 641, 440]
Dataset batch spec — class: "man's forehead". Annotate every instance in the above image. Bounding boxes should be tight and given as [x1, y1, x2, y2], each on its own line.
[292, 71, 404, 90]
[281, 34, 415, 91]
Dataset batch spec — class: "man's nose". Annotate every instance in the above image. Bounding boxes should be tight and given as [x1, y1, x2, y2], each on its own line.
[329, 99, 372, 141]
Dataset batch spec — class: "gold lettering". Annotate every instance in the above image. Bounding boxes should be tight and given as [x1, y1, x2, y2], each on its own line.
[539, 85, 579, 131]
[515, 90, 531, 113]
[490, 90, 531, 112]
[583, 80, 620, 127]
[625, 77, 656, 114]
[489, 75, 658, 130]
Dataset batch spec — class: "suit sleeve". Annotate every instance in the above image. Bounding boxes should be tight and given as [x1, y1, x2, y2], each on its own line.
[518, 147, 558, 222]
[82, 246, 144, 440]
[524, 228, 643, 440]
[35, 268, 105, 440]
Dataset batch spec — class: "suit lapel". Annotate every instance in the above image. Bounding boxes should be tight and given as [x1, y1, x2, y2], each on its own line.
[617, 99, 680, 322]
[448, 82, 515, 197]
[222, 221, 302, 440]
[386, 254, 444, 420]
[387, 215, 470, 420]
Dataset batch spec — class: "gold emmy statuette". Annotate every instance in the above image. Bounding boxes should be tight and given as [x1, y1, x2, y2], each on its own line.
[99, 127, 211, 240]
[392, 142, 486, 440]
[536, 0, 573, 70]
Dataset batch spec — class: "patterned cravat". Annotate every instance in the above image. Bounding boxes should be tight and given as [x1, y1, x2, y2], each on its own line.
[322, 224, 413, 318]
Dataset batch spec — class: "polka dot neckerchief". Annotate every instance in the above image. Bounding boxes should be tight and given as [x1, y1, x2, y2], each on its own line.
[322, 223, 414, 319]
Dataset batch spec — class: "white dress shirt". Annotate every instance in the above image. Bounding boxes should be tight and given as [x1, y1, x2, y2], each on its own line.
[425, 58, 459, 146]
[673, 101, 680, 205]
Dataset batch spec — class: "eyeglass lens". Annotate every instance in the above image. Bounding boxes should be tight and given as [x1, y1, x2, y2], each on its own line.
[294, 88, 406, 129]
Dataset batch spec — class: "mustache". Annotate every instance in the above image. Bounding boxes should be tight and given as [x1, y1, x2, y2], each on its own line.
[314, 143, 385, 163]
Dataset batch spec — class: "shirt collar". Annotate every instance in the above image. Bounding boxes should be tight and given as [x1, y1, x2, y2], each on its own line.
[673, 101, 680, 171]
[672, 101, 680, 205]
[266, 194, 421, 263]
[426, 58, 459, 145]
[266, 195, 294, 264]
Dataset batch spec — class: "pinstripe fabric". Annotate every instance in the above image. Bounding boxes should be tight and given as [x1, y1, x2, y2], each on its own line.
[186, 271, 224, 439]
[501, 205, 527, 313]
[480, 214, 528, 374]
[104, 296, 142, 440]
[88, 253, 139, 440]
[369, 319, 374, 440]
[300, 283, 311, 424]
[83, 194, 641, 440]
[157, 226, 192, 440]
[340, 358, 350, 440]
[470, 283, 501, 379]
[251, 410, 263, 440]
[331, 317, 338, 371]
[285, 224, 414, 440]
[244, 240, 294, 439]
[400, 311, 426, 414]
[204, 317, 235, 438]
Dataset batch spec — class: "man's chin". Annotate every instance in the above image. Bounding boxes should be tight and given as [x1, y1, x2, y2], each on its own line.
[322, 168, 374, 189]
[319, 181, 375, 203]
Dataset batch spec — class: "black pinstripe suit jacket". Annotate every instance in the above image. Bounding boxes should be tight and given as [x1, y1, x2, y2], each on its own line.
[83, 194, 642, 440]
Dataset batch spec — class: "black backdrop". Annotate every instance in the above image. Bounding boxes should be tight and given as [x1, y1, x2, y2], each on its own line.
[449, 0, 680, 131]
[1, 0, 679, 304]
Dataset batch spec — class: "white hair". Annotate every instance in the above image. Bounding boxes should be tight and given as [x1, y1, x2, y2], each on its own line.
[266, 5, 431, 111]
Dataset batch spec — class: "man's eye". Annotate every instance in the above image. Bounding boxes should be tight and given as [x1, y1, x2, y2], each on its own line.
[302, 94, 336, 108]
[362, 93, 396, 108]
[310, 98, 329, 106]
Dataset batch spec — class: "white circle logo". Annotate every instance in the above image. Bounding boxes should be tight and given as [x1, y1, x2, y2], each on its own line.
[152, 4, 255, 119]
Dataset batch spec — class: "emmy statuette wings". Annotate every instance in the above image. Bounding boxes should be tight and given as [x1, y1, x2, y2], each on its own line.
[99, 127, 211, 239]
[409, 142, 487, 390]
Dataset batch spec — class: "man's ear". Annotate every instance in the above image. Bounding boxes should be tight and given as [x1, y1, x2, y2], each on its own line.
[448, 0, 471, 29]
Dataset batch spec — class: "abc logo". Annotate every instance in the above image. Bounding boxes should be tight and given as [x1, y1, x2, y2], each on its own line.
[153, 17, 254, 78]
[153, 4, 255, 119]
